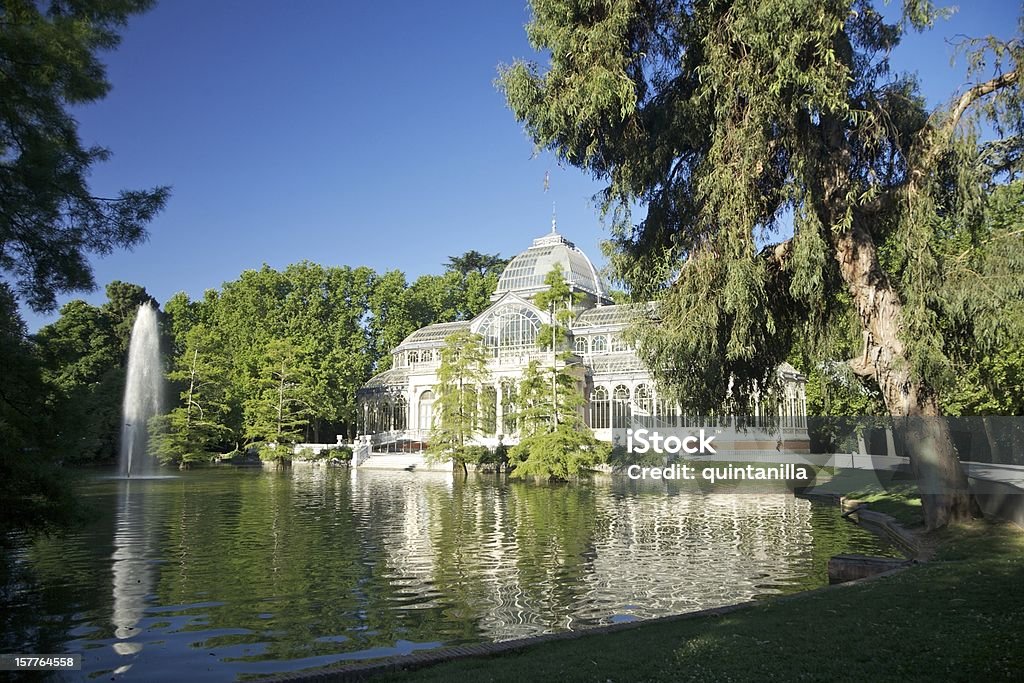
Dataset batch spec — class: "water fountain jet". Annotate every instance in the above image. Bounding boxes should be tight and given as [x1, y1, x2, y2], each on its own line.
[118, 303, 163, 478]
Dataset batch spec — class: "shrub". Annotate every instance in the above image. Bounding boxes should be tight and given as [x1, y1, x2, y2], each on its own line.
[508, 426, 606, 480]
[330, 445, 353, 462]
[255, 442, 290, 462]
[462, 445, 491, 464]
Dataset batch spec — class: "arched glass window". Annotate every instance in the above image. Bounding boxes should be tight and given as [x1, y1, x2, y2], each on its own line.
[592, 335, 608, 354]
[368, 401, 379, 433]
[574, 336, 588, 355]
[612, 384, 630, 428]
[421, 349, 433, 363]
[394, 396, 407, 430]
[408, 350, 420, 365]
[634, 384, 653, 416]
[610, 335, 628, 352]
[590, 386, 610, 429]
[477, 305, 542, 357]
[418, 390, 434, 430]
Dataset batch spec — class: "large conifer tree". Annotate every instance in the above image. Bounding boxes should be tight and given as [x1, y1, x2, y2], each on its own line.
[0, 0, 169, 312]
[500, 0, 1023, 528]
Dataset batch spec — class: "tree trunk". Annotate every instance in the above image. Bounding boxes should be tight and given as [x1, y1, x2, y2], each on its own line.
[833, 220, 974, 529]
[186, 347, 198, 429]
[981, 416, 1002, 464]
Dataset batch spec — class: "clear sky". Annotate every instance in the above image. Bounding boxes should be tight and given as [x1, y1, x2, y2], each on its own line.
[19, 0, 1022, 330]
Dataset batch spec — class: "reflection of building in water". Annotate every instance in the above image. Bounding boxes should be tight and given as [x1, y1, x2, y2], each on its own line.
[347, 470, 446, 590]
[111, 482, 153, 660]
[578, 493, 816, 624]
[347, 472, 826, 642]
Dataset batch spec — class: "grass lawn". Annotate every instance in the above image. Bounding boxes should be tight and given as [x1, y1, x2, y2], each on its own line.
[373, 517, 1024, 682]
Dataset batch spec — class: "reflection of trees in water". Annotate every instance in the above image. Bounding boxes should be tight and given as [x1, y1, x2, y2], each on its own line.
[506, 482, 602, 635]
[0, 537, 86, 657]
[152, 467, 393, 663]
[347, 469, 480, 645]
[352, 476, 832, 639]
[3, 469, 896, 678]
[347, 474, 606, 642]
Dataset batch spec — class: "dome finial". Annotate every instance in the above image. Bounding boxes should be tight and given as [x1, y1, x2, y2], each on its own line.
[551, 201, 557, 234]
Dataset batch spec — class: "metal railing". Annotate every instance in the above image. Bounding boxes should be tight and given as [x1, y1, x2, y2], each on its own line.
[352, 437, 372, 467]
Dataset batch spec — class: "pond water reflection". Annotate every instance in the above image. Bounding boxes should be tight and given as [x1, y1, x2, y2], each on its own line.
[1, 467, 895, 681]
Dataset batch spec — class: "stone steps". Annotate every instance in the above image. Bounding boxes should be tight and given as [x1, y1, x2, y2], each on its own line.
[358, 453, 451, 472]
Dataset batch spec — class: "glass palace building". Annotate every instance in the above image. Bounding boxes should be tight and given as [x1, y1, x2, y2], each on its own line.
[356, 227, 808, 447]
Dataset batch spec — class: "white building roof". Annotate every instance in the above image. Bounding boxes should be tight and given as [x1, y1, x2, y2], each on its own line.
[494, 229, 610, 302]
[398, 321, 470, 347]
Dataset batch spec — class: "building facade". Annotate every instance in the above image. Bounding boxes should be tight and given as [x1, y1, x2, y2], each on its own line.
[356, 228, 808, 447]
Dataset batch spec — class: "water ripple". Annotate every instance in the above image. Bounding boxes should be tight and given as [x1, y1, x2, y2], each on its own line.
[0, 468, 897, 681]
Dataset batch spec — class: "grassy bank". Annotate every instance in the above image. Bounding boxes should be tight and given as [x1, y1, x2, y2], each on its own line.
[373, 517, 1022, 682]
[805, 468, 925, 527]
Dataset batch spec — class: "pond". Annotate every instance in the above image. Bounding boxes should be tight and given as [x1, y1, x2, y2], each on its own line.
[1, 467, 896, 681]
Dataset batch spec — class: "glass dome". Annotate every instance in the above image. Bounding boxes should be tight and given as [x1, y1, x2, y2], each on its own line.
[494, 230, 610, 301]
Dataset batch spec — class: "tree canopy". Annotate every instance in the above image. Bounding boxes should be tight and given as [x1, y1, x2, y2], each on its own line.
[445, 250, 508, 277]
[0, 0, 170, 312]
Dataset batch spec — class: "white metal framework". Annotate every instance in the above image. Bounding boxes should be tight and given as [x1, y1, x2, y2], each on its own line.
[477, 305, 543, 358]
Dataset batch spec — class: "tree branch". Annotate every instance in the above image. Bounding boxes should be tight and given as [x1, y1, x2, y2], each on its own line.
[848, 355, 876, 378]
[760, 238, 792, 270]
[948, 70, 1018, 131]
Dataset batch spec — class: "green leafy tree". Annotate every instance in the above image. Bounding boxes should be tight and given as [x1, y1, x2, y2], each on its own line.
[944, 343, 1024, 417]
[367, 254, 507, 375]
[162, 290, 207, 358]
[500, 0, 1023, 528]
[161, 264, 380, 445]
[149, 324, 233, 467]
[244, 339, 314, 461]
[508, 266, 603, 479]
[445, 251, 508, 319]
[445, 250, 507, 277]
[939, 181, 1024, 463]
[508, 359, 603, 480]
[941, 181, 1024, 418]
[461, 270, 502, 320]
[533, 265, 585, 426]
[102, 281, 159, 347]
[314, 265, 376, 439]
[369, 269, 420, 372]
[283, 262, 374, 440]
[428, 329, 491, 474]
[508, 423, 605, 481]
[0, 0, 169, 312]
[0, 284, 74, 542]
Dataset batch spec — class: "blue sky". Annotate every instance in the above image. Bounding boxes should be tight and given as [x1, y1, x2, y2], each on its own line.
[20, 0, 1022, 330]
